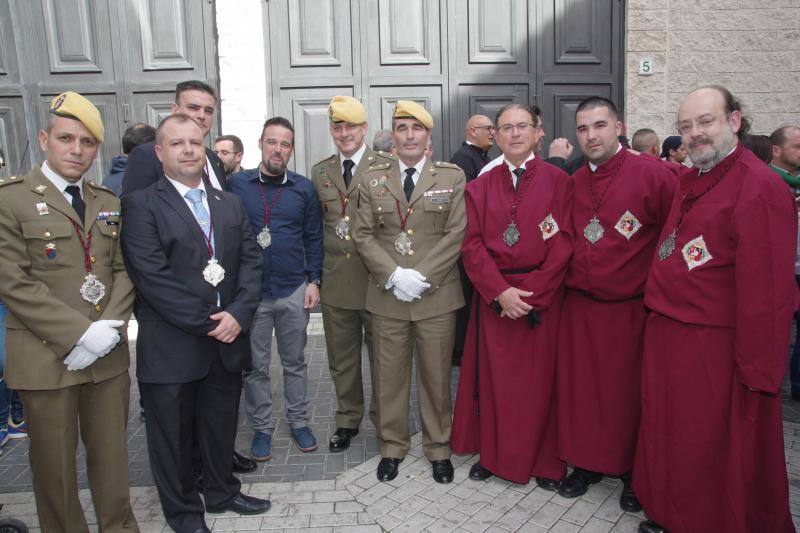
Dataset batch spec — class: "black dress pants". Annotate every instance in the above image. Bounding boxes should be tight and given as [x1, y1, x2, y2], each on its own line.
[140, 352, 241, 533]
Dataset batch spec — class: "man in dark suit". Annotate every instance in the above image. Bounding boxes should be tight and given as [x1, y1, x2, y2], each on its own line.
[449, 114, 494, 181]
[121, 114, 269, 533]
[122, 80, 228, 195]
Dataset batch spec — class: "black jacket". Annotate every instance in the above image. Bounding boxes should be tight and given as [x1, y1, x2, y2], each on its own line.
[121, 142, 227, 196]
[449, 142, 489, 182]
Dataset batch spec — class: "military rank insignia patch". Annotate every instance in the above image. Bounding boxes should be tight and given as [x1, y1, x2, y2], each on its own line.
[614, 210, 642, 240]
[539, 213, 559, 241]
[36, 202, 49, 216]
[682, 235, 712, 271]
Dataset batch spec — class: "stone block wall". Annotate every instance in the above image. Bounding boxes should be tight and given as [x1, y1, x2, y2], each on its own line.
[626, 0, 800, 140]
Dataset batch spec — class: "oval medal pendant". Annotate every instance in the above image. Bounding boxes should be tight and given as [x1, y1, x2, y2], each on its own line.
[203, 258, 225, 287]
[584, 217, 604, 244]
[658, 230, 677, 261]
[394, 232, 412, 255]
[80, 273, 106, 305]
[256, 226, 271, 249]
[503, 222, 520, 247]
[335, 217, 350, 240]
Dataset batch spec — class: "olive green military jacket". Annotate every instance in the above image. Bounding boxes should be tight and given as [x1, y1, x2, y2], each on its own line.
[353, 158, 466, 321]
[0, 166, 134, 390]
[311, 147, 394, 310]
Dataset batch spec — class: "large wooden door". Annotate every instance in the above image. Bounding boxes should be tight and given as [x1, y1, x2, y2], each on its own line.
[0, 0, 217, 181]
[264, 0, 625, 176]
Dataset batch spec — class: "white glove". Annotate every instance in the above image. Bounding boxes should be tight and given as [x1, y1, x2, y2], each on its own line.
[79, 320, 124, 357]
[389, 267, 430, 299]
[64, 344, 99, 371]
[393, 286, 417, 302]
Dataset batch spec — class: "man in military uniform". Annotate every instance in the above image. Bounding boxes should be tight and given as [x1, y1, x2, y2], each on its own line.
[311, 96, 391, 452]
[0, 92, 138, 531]
[353, 100, 466, 484]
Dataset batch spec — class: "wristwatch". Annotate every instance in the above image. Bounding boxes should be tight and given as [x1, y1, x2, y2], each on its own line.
[309, 279, 322, 287]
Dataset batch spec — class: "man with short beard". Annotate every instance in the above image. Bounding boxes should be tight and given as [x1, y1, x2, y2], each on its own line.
[228, 117, 323, 462]
[633, 86, 796, 533]
[214, 135, 244, 177]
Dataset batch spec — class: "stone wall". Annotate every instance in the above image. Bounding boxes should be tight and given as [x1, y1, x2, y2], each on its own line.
[626, 0, 800, 141]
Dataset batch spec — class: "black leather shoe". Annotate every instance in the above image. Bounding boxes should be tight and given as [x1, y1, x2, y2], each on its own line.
[535, 476, 562, 492]
[469, 462, 493, 481]
[233, 451, 257, 473]
[377, 457, 402, 481]
[329, 427, 359, 452]
[620, 480, 643, 512]
[558, 468, 604, 498]
[432, 459, 454, 484]
[206, 493, 271, 515]
[638, 520, 668, 533]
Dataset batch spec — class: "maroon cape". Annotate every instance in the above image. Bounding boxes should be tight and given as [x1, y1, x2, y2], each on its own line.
[558, 149, 676, 475]
[451, 157, 573, 483]
[634, 144, 796, 532]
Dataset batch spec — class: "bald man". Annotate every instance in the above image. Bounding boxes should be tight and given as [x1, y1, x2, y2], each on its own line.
[631, 128, 660, 157]
[450, 115, 495, 182]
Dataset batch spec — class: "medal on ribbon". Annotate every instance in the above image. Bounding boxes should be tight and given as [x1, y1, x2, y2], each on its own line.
[503, 163, 537, 247]
[69, 220, 106, 305]
[257, 175, 284, 249]
[584, 151, 627, 244]
[584, 217, 604, 244]
[335, 217, 350, 240]
[203, 258, 225, 286]
[503, 223, 521, 246]
[395, 231, 412, 255]
[256, 226, 272, 248]
[658, 230, 676, 260]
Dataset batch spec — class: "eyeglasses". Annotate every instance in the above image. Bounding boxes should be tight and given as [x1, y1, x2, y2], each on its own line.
[472, 125, 495, 132]
[214, 150, 241, 157]
[497, 123, 540, 134]
[675, 115, 719, 136]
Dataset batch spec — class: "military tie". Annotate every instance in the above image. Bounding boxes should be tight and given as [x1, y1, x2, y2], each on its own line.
[65, 184, 86, 223]
[342, 159, 355, 189]
[403, 168, 416, 202]
[512, 167, 525, 191]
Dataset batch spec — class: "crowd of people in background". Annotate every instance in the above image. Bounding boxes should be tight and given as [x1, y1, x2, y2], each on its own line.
[0, 79, 797, 533]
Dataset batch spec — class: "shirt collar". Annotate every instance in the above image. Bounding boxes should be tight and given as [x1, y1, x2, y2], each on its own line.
[254, 167, 290, 185]
[41, 161, 84, 193]
[589, 144, 623, 172]
[165, 174, 207, 198]
[503, 152, 535, 173]
[340, 143, 367, 170]
[399, 156, 427, 176]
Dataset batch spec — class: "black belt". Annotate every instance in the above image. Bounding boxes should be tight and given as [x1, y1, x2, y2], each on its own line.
[567, 288, 644, 303]
[499, 265, 540, 275]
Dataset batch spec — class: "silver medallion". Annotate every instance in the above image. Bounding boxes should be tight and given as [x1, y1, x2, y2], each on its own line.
[203, 258, 225, 287]
[584, 217, 604, 244]
[394, 232, 412, 255]
[80, 273, 106, 305]
[658, 230, 676, 261]
[503, 223, 520, 247]
[335, 217, 350, 240]
[256, 226, 272, 249]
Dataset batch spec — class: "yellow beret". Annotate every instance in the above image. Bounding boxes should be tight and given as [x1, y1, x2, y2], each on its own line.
[50, 91, 104, 143]
[393, 100, 433, 130]
[329, 96, 366, 124]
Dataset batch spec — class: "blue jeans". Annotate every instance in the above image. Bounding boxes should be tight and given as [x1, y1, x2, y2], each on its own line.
[0, 300, 23, 427]
[793, 276, 800, 395]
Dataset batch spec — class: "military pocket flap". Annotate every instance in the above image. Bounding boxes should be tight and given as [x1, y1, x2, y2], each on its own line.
[373, 200, 394, 214]
[423, 197, 451, 212]
[21, 220, 72, 240]
[95, 221, 120, 238]
[318, 188, 339, 201]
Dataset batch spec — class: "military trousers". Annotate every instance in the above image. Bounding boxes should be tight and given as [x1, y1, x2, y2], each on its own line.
[371, 311, 456, 461]
[20, 371, 138, 533]
[321, 304, 376, 429]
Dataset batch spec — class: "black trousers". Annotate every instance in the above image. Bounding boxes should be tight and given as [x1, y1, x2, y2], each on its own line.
[140, 352, 241, 533]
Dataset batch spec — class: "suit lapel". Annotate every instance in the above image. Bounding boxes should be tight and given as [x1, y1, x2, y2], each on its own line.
[83, 183, 105, 233]
[326, 156, 347, 196]
[409, 162, 438, 206]
[157, 178, 210, 255]
[383, 164, 407, 206]
[28, 168, 82, 226]
[206, 188, 225, 261]
[352, 147, 375, 193]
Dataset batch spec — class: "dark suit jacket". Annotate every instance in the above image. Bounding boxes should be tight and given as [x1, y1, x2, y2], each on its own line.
[122, 142, 227, 196]
[449, 142, 489, 182]
[121, 177, 262, 384]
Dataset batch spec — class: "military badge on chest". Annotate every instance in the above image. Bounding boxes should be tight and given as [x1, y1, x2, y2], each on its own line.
[614, 210, 642, 240]
[682, 236, 712, 271]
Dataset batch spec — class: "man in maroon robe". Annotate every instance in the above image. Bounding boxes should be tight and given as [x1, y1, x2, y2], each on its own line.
[556, 98, 676, 511]
[451, 103, 573, 487]
[634, 86, 797, 533]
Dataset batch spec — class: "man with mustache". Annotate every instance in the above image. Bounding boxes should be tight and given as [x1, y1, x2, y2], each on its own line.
[229, 117, 324, 461]
[311, 96, 391, 452]
[633, 86, 796, 533]
[556, 97, 676, 511]
[354, 100, 466, 484]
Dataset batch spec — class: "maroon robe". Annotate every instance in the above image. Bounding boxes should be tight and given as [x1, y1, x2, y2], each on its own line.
[634, 144, 796, 532]
[557, 148, 676, 475]
[451, 157, 573, 483]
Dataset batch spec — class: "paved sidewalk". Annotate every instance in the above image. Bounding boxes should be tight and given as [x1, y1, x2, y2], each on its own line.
[1, 315, 800, 531]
